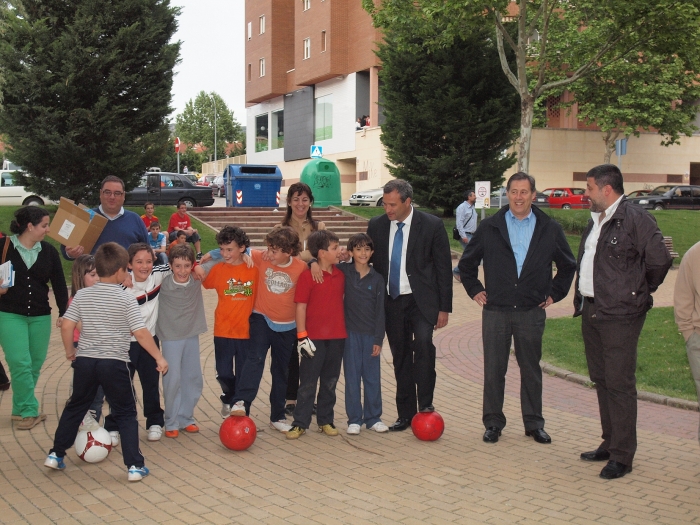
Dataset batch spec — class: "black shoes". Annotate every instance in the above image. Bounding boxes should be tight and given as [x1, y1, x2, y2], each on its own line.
[419, 405, 434, 413]
[483, 426, 501, 443]
[599, 460, 632, 479]
[580, 448, 611, 462]
[284, 403, 296, 417]
[388, 418, 412, 432]
[0, 381, 9, 391]
[525, 428, 552, 444]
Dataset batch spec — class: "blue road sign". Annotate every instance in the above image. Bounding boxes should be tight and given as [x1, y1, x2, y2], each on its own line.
[310, 145, 323, 158]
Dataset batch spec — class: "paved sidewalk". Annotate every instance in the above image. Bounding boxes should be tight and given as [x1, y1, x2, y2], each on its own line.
[0, 270, 698, 524]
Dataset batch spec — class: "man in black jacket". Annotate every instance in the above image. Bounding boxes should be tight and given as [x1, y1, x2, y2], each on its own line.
[575, 164, 671, 480]
[459, 172, 576, 444]
[367, 179, 453, 431]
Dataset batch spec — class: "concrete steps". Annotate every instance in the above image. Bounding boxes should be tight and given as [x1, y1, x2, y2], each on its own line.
[189, 206, 368, 247]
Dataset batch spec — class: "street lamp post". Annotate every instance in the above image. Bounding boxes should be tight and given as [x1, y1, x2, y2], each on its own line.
[210, 94, 217, 168]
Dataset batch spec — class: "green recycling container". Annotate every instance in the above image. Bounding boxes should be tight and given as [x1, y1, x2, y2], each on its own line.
[299, 158, 342, 207]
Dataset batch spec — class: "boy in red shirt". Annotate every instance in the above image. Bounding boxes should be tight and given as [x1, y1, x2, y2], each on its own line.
[167, 202, 202, 259]
[202, 226, 257, 419]
[141, 202, 159, 229]
[287, 230, 346, 439]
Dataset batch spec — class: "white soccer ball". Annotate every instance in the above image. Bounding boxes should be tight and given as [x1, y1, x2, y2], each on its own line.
[74, 427, 112, 463]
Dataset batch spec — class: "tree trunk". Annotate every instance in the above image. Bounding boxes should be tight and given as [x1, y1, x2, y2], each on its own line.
[602, 130, 621, 164]
[518, 93, 535, 173]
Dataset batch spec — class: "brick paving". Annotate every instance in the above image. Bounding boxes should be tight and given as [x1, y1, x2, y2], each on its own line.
[0, 267, 698, 524]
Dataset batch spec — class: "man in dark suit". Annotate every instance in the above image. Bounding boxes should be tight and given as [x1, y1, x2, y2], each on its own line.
[459, 172, 576, 444]
[366, 179, 453, 431]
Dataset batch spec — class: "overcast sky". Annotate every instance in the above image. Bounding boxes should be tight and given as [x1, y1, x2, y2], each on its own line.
[170, 0, 246, 123]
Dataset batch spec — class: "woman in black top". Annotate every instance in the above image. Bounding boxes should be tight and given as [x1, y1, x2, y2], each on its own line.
[0, 207, 68, 430]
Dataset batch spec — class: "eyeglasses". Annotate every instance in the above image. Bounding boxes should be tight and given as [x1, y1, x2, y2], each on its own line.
[102, 190, 124, 197]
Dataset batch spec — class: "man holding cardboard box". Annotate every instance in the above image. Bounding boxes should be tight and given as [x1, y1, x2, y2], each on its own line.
[60, 176, 149, 259]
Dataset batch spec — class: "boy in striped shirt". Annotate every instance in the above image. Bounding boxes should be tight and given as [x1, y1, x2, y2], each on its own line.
[44, 243, 168, 482]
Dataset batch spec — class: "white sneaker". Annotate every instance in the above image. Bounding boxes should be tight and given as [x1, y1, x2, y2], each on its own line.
[269, 420, 292, 433]
[109, 431, 120, 447]
[369, 421, 389, 433]
[147, 425, 163, 441]
[220, 402, 231, 419]
[347, 424, 361, 435]
[79, 412, 99, 432]
[230, 400, 246, 416]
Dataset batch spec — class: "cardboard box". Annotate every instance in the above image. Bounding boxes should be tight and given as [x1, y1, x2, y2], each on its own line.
[48, 197, 108, 253]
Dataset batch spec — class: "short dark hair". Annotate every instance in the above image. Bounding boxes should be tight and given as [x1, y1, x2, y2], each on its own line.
[586, 164, 624, 195]
[265, 226, 301, 256]
[383, 179, 413, 201]
[144, 202, 154, 208]
[95, 242, 128, 278]
[175, 230, 187, 239]
[307, 230, 340, 258]
[9, 206, 49, 235]
[169, 243, 195, 264]
[128, 243, 154, 263]
[101, 175, 125, 191]
[464, 190, 475, 200]
[347, 232, 374, 252]
[149, 221, 161, 230]
[216, 225, 250, 249]
[506, 172, 536, 192]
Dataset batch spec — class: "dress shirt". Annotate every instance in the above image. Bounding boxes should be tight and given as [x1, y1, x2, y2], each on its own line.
[387, 206, 414, 295]
[578, 194, 624, 298]
[505, 208, 536, 277]
[99, 205, 125, 220]
[456, 201, 477, 237]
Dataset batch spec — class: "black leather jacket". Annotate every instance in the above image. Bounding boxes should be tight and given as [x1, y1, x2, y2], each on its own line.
[573, 198, 672, 320]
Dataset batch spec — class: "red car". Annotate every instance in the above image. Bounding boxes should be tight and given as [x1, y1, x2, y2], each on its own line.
[541, 187, 590, 209]
[197, 174, 217, 187]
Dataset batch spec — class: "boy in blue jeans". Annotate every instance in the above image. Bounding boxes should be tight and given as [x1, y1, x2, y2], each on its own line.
[45, 242, 168, 482]
[287, 230, 346, 439]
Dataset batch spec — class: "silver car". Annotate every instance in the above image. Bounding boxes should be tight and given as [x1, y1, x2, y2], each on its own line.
[349, 188, 384, 206]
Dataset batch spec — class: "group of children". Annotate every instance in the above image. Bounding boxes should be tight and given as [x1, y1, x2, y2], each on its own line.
[44, 220, 388, 482]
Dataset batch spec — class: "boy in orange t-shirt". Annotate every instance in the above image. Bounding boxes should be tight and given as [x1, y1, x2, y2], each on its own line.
[202, 226, 257, 419]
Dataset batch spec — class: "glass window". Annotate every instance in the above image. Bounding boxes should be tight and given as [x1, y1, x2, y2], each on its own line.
[259, 58, 265, 77]
[271, 110, 284, 150]
[161, 175, 184, 188]
[303, 38, 310, 59]
[315, 94, 333, 141]
[247, 64, 251, 81]
[137, 176, 148, 188]
[247, 22, 252, 40]
[321, 30, 326, 52]
[256, 113, 269, 152]
[571, 188, 585, 195]
[303, 0, 310, 11]
[259, 15, 265, 34]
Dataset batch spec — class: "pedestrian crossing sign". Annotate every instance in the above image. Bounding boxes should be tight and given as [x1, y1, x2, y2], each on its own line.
[310, 145, 323, 158]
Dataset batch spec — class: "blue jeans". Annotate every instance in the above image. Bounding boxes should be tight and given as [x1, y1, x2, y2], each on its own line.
[343, 331, 382, 428]
[453, 233, 472, 276]
[214, 336, 248, 406]
[234, 313, 295, 422]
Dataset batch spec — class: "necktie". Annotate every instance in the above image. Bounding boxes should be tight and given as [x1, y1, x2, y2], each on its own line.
[389, 222, 404, 299]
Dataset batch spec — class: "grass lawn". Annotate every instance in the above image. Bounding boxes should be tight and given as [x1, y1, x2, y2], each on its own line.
[542, 307, 695, 400]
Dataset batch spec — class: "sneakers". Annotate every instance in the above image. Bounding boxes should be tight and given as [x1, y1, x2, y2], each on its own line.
[44, 453, 65, 471]
[284, 403, 296, 416]
[80, 412, 100, 432]
[183, 424, 199, 433]
[369, 421, 389, 433]
[347, 424, 361, 435]
[127, 465, 150, 482]
[269, 420, 292, 433]
[220, 402, 231, 419]
[16, 413, 46, 430]
[165, 429, 179, 438]
[286, 426, 306, 439]
[109, 431, 120, 447]
[230, 400, 246, 417]
[318, 423, 339, 436]
[147, 425, 163, 441]
[196, 252, 203, 261]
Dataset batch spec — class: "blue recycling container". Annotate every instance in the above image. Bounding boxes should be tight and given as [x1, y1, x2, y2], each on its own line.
[223, 165, 283, 207]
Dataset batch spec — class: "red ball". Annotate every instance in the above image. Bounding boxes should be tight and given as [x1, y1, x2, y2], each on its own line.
[219, 416, 257, 451]
[411, 411, 445, 441]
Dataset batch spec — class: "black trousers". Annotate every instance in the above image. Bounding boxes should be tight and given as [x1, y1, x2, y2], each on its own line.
[0, 360, 8, 384]
[385, 294, 436, 420]
[286, 345, 300, 401]
[105, 338, 164, 431]
[51, 357, 144, 468]
[581, 300, 646, 466]
[482, 307, 546, 431]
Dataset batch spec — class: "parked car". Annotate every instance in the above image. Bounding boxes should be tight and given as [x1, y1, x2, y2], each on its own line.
[627, 189, 651, 198]
[0, 170, 51, 206]
[491, 187, 549, 208]
[628, 185, 700, 210]
[211, 175, 226, 198]
[349, 188, 384, 206]
[183, 173, 199, 184]
[197, 174, 218, 187]
[541, 187, 589, 209]
[124, 172, 215, 208]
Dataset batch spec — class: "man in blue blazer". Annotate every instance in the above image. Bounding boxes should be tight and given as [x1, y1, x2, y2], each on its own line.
[367, 179, 453, 431]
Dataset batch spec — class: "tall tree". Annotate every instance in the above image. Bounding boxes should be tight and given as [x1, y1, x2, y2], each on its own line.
[561, 53, 700, 163]
[175, 91, 244, 164]
[378, 25, 519, 213]
[0, 0, 181, 204]
[364, 0, 700, 174]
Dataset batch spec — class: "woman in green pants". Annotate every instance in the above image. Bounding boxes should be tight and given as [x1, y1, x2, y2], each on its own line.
[0, 207, 68, 430]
